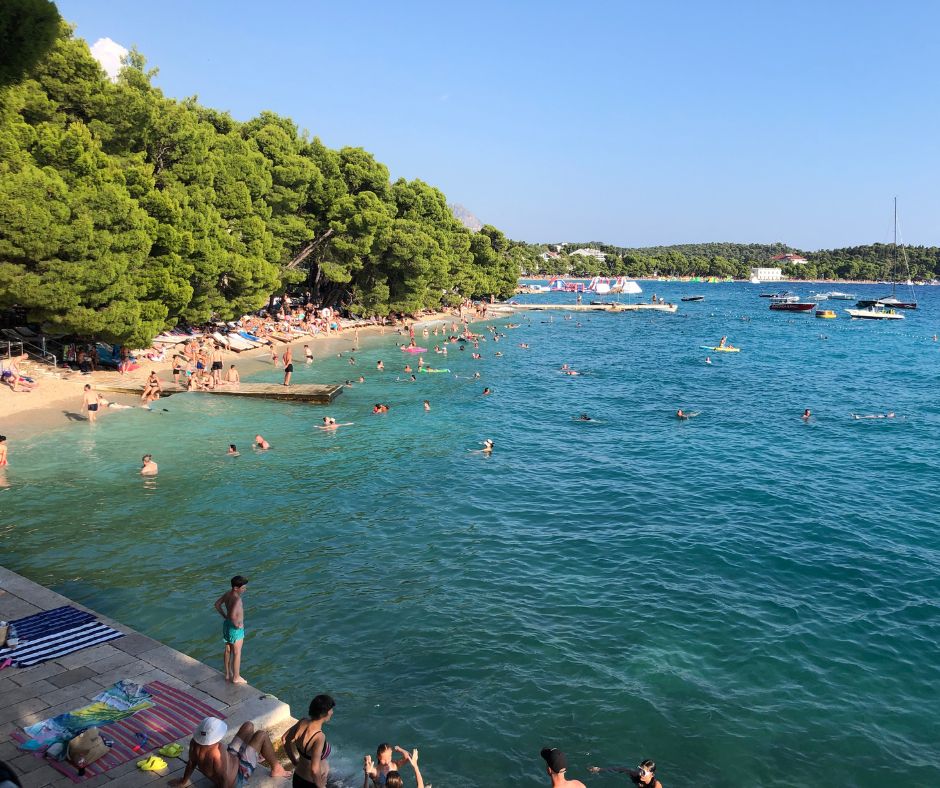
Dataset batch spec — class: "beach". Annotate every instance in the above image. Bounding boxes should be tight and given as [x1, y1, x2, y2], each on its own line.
[5, 283, 940, 786]
[0, 311, 456, 439]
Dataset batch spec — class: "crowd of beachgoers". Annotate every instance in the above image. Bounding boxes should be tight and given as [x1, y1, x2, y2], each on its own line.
[1, 294, 668, 788]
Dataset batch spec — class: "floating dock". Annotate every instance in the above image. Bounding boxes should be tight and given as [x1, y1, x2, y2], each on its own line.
[509, 303, 678, 313]
[96, 382, 344, 404]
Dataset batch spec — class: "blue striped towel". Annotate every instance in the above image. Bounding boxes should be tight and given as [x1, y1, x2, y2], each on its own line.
[0, 606, 124, 667]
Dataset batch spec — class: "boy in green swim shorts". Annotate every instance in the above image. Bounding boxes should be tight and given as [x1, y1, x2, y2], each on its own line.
[214, 575, 248, 684]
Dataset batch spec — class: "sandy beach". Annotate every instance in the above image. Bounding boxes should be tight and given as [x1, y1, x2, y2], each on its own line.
[0, 311, 457, 440]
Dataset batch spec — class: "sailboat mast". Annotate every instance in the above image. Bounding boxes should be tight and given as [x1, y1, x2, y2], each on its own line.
[893, 197, 898, 295]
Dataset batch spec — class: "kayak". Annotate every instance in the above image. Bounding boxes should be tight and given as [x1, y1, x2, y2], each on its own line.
[700, 345, 740, 353]
[419, 368, 450, 373]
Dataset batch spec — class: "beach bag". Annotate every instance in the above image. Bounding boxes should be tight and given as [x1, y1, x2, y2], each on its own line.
[67, 727, 109, 767]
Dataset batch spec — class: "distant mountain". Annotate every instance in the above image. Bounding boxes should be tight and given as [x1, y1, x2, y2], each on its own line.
[449, 203, 483, 231]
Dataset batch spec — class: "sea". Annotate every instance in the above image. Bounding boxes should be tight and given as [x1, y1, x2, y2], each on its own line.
[4, 281, 940, 787]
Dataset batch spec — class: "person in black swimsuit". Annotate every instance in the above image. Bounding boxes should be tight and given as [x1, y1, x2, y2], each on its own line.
[283, 694, 335, 788]
[283, 347, 294, 386]
[588, 758, 662, 787]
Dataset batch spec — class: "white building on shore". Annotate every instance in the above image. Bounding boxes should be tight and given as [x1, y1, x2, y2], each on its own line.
[750, 266, 783, 281]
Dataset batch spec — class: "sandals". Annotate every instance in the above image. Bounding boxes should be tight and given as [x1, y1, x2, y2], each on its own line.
[158, 744, 183, 758]
[136, 755, 167, 771]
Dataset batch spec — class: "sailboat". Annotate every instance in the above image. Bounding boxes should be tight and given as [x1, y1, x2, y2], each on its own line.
[856, 199, 918, 310]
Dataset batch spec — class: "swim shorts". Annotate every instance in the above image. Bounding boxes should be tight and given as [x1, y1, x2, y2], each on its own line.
[223, 619, 245, 644]
[227, 737, 258, 787]
[87, 404, 98, 412]
[284, 364, 294, 373]
[212, 361, 223, 370]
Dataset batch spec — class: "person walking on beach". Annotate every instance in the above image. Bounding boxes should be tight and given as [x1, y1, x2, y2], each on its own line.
[214, 575, 248, 684]
[140, 454, 158, 475]
[283, 348, 294, 386]
[169, 716, 289, 788]
[589, 758, 661, 787]
[283, 694, 336, 788]
[211, 345, 224, 385]
[540, 748, 586, 788]
[82, 384, 102, 423]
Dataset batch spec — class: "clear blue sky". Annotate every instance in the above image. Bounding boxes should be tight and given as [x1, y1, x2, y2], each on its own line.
[57, 0, 940, 250]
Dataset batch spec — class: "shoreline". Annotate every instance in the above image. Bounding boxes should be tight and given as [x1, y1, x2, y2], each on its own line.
[0, 310, 457, 441]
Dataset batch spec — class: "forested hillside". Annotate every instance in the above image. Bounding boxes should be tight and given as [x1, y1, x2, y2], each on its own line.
[524, 241, 940, 281]
[0, 23, 521, 345]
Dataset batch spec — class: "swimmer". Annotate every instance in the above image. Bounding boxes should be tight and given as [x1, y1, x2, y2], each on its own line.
[227, 444, 239, 456]
[404, 365, 412, 373]
[140, 454, 158, 476]
[372, 404, 390, 414]
[473, 372, 481, 379]
[349, 357, 356, 365]
[358, 376, 365, 383]
[254, 434, 270, 450]
[344, 380, 353, 387]
[676, 409, 700, 420]
[705, 356, 712, 364]
[519, 343, 529, 349]
[576, 414, 593, 421]
[377, 360, 384, 371]
[481, 439, 494, 455]
[304, 344, 313, 363]
[802, 409, 811, 421]
[423, 400, 431, 411]
[495, 351, 503, 357]
[410, 374, 417, 381]
[472, 353, 482, 359]
[483, 387, 492, 396]
[321, 417, 338, 430]
[563, 370, 579, 376]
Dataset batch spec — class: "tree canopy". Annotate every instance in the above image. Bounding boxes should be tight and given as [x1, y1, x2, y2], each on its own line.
[0, 23, 520, 345]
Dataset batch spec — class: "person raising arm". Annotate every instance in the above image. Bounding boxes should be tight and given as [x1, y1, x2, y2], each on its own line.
[588, 758, 662, 787]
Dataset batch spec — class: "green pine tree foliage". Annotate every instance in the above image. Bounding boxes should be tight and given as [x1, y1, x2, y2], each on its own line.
[0, 22, 521, 345]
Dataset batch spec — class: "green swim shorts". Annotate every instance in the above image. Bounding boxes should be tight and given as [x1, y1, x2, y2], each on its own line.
[223, 618, 245, 644]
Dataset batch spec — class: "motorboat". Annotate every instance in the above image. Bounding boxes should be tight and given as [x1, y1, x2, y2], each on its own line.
[760, 290, 796, 298]
[845, 305, 905, 320]
[812, 292, 830, 301]
[681, 295, 705, 302]
[770, 296, 816, 312]
[827, 291, 856, 300]
[855, 295, 917, 310]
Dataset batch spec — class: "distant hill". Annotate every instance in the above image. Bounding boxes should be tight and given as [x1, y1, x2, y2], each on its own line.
[450, 203, 483, 231]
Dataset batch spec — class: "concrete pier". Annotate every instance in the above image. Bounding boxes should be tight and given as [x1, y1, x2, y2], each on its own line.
[95, 382, 344, 404]
[0, 567, 295, 788]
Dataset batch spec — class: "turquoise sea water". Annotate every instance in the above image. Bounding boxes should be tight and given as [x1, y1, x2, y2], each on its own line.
[4, 282, 940, 787]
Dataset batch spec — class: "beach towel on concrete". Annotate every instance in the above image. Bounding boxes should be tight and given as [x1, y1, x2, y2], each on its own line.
[0, 605, 124, 667]
[12, 681, 225, 782]
[14, 681, 154, 751]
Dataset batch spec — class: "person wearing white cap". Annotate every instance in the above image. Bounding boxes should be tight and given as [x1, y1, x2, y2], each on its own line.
[168, 716, 290, 788]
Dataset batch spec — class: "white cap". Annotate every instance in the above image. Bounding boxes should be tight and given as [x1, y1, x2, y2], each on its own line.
[193, 717, 227, 746]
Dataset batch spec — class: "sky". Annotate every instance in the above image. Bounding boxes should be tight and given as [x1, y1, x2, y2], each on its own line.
[56, 0, 940, 250]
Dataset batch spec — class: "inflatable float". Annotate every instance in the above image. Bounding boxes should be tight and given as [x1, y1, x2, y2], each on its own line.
[401, 346, 427, 353]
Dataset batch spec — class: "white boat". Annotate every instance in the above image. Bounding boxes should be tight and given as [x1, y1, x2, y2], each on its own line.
[845, 305, 905, 320]
[812, 292, 830, 301]
[827, 291, 856, 300]
[749, 274, 760, 284]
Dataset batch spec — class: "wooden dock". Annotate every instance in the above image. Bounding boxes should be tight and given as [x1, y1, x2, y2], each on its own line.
[96, 382, 343, 404]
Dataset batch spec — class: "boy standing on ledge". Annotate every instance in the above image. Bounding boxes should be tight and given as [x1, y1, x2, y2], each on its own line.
[214, 575, 248, 684]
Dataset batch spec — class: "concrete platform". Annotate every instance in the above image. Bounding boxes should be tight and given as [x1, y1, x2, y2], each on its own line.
[0, 567, 295, 788]
[95, 383, 344, 404]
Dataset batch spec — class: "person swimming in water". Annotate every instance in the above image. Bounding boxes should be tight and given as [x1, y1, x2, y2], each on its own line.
[227, 444, 239, 456]
[802, 409, 812, 420]
[576, 414, 593, 421]
[254, 435, 270, 450]
[705, 356, 712, 364]
[676, 409, 700, 420]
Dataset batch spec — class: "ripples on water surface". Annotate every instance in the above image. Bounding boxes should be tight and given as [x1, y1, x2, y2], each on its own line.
[5, 283, 940, 786]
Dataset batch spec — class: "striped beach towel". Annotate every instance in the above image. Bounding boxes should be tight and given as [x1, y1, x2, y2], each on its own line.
[0, 606, 124, 667]
[12, 681, 225, 782]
